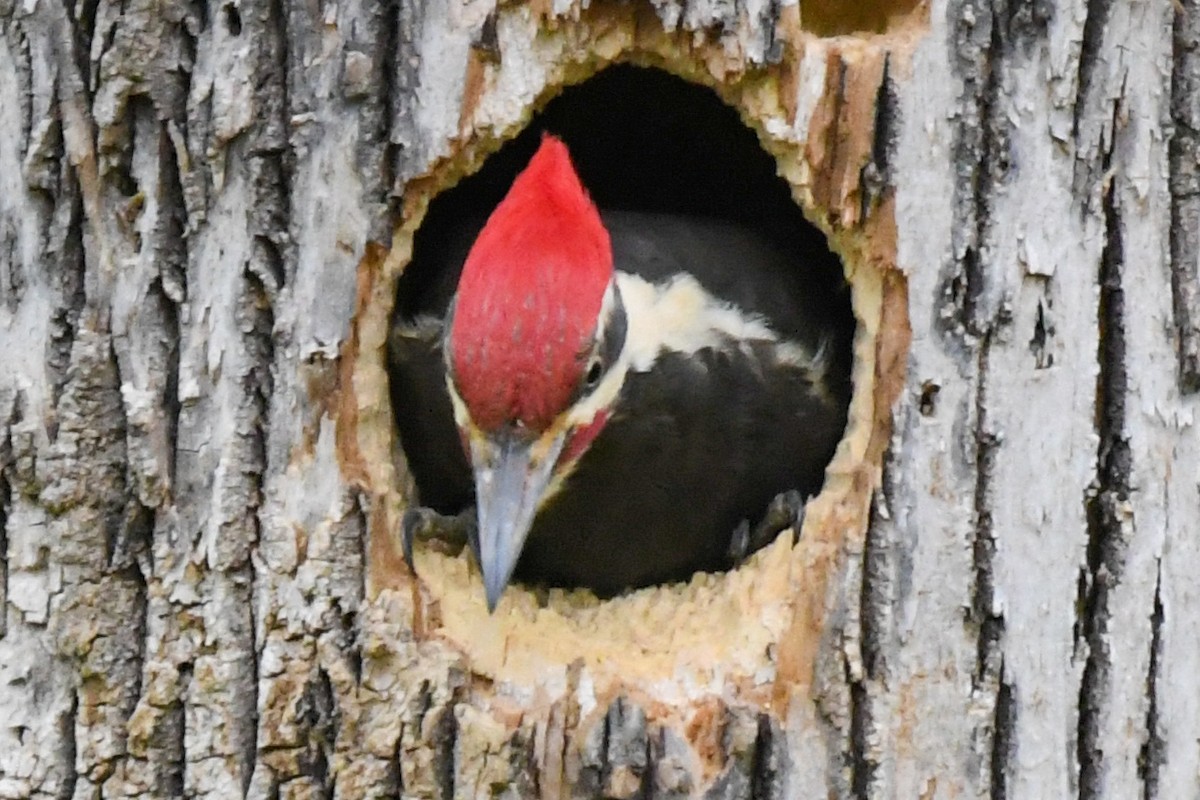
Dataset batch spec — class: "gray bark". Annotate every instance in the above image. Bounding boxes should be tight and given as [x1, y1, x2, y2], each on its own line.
[0, 0, 1197, 798]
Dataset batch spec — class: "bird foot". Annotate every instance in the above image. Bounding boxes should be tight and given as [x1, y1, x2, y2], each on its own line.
[401, 506, 479, 572]
[728, 490, 808, 566]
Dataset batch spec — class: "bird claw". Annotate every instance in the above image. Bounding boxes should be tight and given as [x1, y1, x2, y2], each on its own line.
[728, 490, 808, 566]
[727, 520, 753, 565]
[401, 506, 479, 572]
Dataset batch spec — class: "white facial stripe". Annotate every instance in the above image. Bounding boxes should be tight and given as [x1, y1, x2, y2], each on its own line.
[563, 272, 825, 428]
[563, 352, 626, 427]
[593, 280, 618, 343]
[615, 272, 824, 372]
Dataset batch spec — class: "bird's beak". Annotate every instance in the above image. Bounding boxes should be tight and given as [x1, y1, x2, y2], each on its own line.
[468, 426, 567, 612]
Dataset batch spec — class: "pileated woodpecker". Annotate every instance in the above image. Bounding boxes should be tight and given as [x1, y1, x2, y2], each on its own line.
[389, 135, 849, 610]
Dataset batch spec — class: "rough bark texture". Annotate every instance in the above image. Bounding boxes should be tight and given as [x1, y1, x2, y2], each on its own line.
[0, 0, 1197, 798]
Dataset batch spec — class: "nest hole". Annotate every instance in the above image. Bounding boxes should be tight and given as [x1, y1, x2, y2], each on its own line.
[391, 64, 855, 605]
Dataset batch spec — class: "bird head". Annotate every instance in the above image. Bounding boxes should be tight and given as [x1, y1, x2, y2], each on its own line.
[444, 135, 628, 611]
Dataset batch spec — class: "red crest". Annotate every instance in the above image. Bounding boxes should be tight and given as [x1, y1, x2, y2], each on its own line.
[448, 135, 613, 432]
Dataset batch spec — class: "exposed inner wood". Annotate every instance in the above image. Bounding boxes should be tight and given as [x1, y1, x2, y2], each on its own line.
[801, 0, 929, 37]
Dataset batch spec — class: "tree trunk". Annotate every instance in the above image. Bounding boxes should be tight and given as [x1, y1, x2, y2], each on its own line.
[1, 0, 1197, 798]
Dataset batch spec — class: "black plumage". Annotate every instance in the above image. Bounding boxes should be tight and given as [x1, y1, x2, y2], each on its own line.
[389, 211, 850, 596]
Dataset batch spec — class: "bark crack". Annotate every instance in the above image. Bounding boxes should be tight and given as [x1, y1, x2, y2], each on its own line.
[380, 0, 402, 206]
[943, 2, 1011, 339]
[1168, 0, 1200, 393]
[233, 1, 293, 787]
[160, 663, 191, 798]
[46, 174, 87, 408]
[1071, 0, 1115, 144]
[388, 0, 427, 187]
[57, 690, 79, 800]
[971, 334, 1002, 663]
[1138, 564, 1165, 799]
[350, 0, 401, 239]
[1029, 297, 1054, 369]
[252, 0, 294, 294]
[299, 668, 337, 797]
[390, 723, 406, 798]
[971, 330, 1012, 796]
[990, 674, 1016, 800]
[860, 53, 897, 219]
[751, 713, 786, 800]
[64, 0, 100, 105]
[578, 696, 652, 799]
[155, 112, 188, 493]
[6, 18, 34, 163]
[849, 484, 895, 800]
[505, 726, 538, 798]
[0, 403, 11, 640]
[965, 11, 1003, 336]
[860, 486, 888, 681]
[433, 699, 459, 800]
[848, 677, 871, 800]
[1077, 136, 1131, 800]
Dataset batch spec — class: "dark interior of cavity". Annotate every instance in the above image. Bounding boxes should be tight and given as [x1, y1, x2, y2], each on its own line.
[397, 66, 851, 346]
[391, 65, 854, 585]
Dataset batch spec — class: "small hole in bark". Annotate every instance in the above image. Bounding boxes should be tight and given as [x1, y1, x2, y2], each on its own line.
[390, 65, 854, 603]
[1030, 299, 1054, 369]
[919, 381, 940, 416]
[223, 4, 242, 36]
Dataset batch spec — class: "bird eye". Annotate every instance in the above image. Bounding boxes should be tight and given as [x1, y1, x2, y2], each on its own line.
[584, 357, 603, 388]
